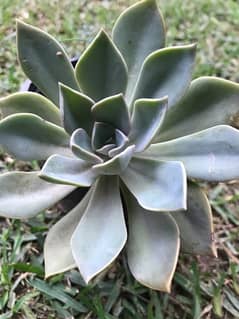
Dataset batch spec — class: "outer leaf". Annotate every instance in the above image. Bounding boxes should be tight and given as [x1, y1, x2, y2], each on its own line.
[171, 182, 217, 256]
[93, 145, 135, 175]
[40, 154, 96, 187]
[112, 0, 165, 102]
[75, 30, 128, 101]
[0, 114, 70, 160]
[0, 171, 75, 218]
[0, 92, 61, 125]
[17, 20, 79, 105]
[121, 158, 187, 211]
[130, 45, 196, 107]
[70, 129, 102, 163]
[59, 83, 94, 135]
[71, 176, 127, 283]
[140, 125, 239, 181]
[156, 77, 239, 142]
[123, 188, 179, 292]
[91, 94, 130, 134]
[44, 189, 92, 278]
[129, 97, 167, 152]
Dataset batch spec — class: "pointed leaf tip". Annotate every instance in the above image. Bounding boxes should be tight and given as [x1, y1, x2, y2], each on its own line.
[112, 0, 165, 103]
[129, 96, 168, 152]
[59, 83, 94, 134]
[123, 188, 179, 291]
[130, 44, 196, 108]
[75, 30, 128, 101]
[71, 176, 127, 283]
[17, 20, 78, 104]
[91, 93, 130, 134]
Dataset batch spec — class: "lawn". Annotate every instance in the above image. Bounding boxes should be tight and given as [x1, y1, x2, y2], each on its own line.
[0, 0, 239, 318]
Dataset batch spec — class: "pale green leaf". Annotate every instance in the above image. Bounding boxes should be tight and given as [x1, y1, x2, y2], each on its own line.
[45, 189, 92, 278]
[121, 158, 187, 211]
[140, 125, 239, 181]
[130, 44, 196, 107]
[71, 176, 127, 283]
[93, 145, 135, 175]
[91, 93, 130, 134]
[59, 83, 94, 134]
[156, 77, 239, 142]
[0, 92, 61, 125]
[171, 182, 217, 256]
[129, 97, 167, 152]
[108, 129, 129, 157]
[70, 128, 102, 163]
[17, 20, 79, 105]
[40, 154, 97, 187]
[112, 0, 165, 102]
[0, 171, 75, 218]
[0, 114, 70, 160]
[75, 30, 128, 101]
[91, 122, 115, 150]
[96, 144, 115, 156]
[123, 188, 179, 292]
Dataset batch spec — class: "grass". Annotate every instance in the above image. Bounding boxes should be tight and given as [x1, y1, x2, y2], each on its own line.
[0, 0, 239, 318]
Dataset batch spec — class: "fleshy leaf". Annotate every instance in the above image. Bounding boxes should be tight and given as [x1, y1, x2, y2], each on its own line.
[140, 125, 239, 181]
[17, 20, 79, 105]
[93, 145, 135, 175]
[112, 0, 165, 102]
[129, 97, 167, 152]
[40, 154, 97, 187]
[121, 158, 187, 211]
[156, 77, 239, 142]
[0, 114, 70, 160]
[91, 94, 130, 134]
[45, 189, 92, 278]
[123, 188, 179, 292]
[0, 171, 75, 219]
[75, 30, 128, 101]
[108, 129, 129, 157]
[0, 92, 61, 125]
[70, 129, 102, 163]
[171, 182, 217, 256]
[91, 122, 115, 150]
[96, 144, 115, 156]
[130, 44, 196, 107]
[59, 83, 94, 135]
[71, 176, 127, 283]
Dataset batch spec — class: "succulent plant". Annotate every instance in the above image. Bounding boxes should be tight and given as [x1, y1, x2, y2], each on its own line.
[1, 0, 239, 292]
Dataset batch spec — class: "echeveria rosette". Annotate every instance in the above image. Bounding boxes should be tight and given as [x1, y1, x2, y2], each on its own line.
[0, 0, 239, 292]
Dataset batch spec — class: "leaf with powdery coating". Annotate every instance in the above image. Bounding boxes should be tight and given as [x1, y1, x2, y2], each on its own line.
[0, 172, 75, 219]
[0, 92, 61, 126]
[71, 176, 127, 283]
[130, 44, 196, 108]
[113, 0, 165, 103]
[40, 154, 97, 187]
[44, 189, 92, 278]
[0, 114, 70, 161]
[17, 20, 79, 105]
[171, 182, 217, 256]
[121, 158, 187, 211]
[75, 30, 128, 101]
[59, 83, 94, 135]
[140, 125, 239, 181]
[123, 188, 179, 292]
[157, 77, 239, 142]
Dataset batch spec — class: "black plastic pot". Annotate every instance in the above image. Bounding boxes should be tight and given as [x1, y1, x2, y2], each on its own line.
[20, 57, 88, 212]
